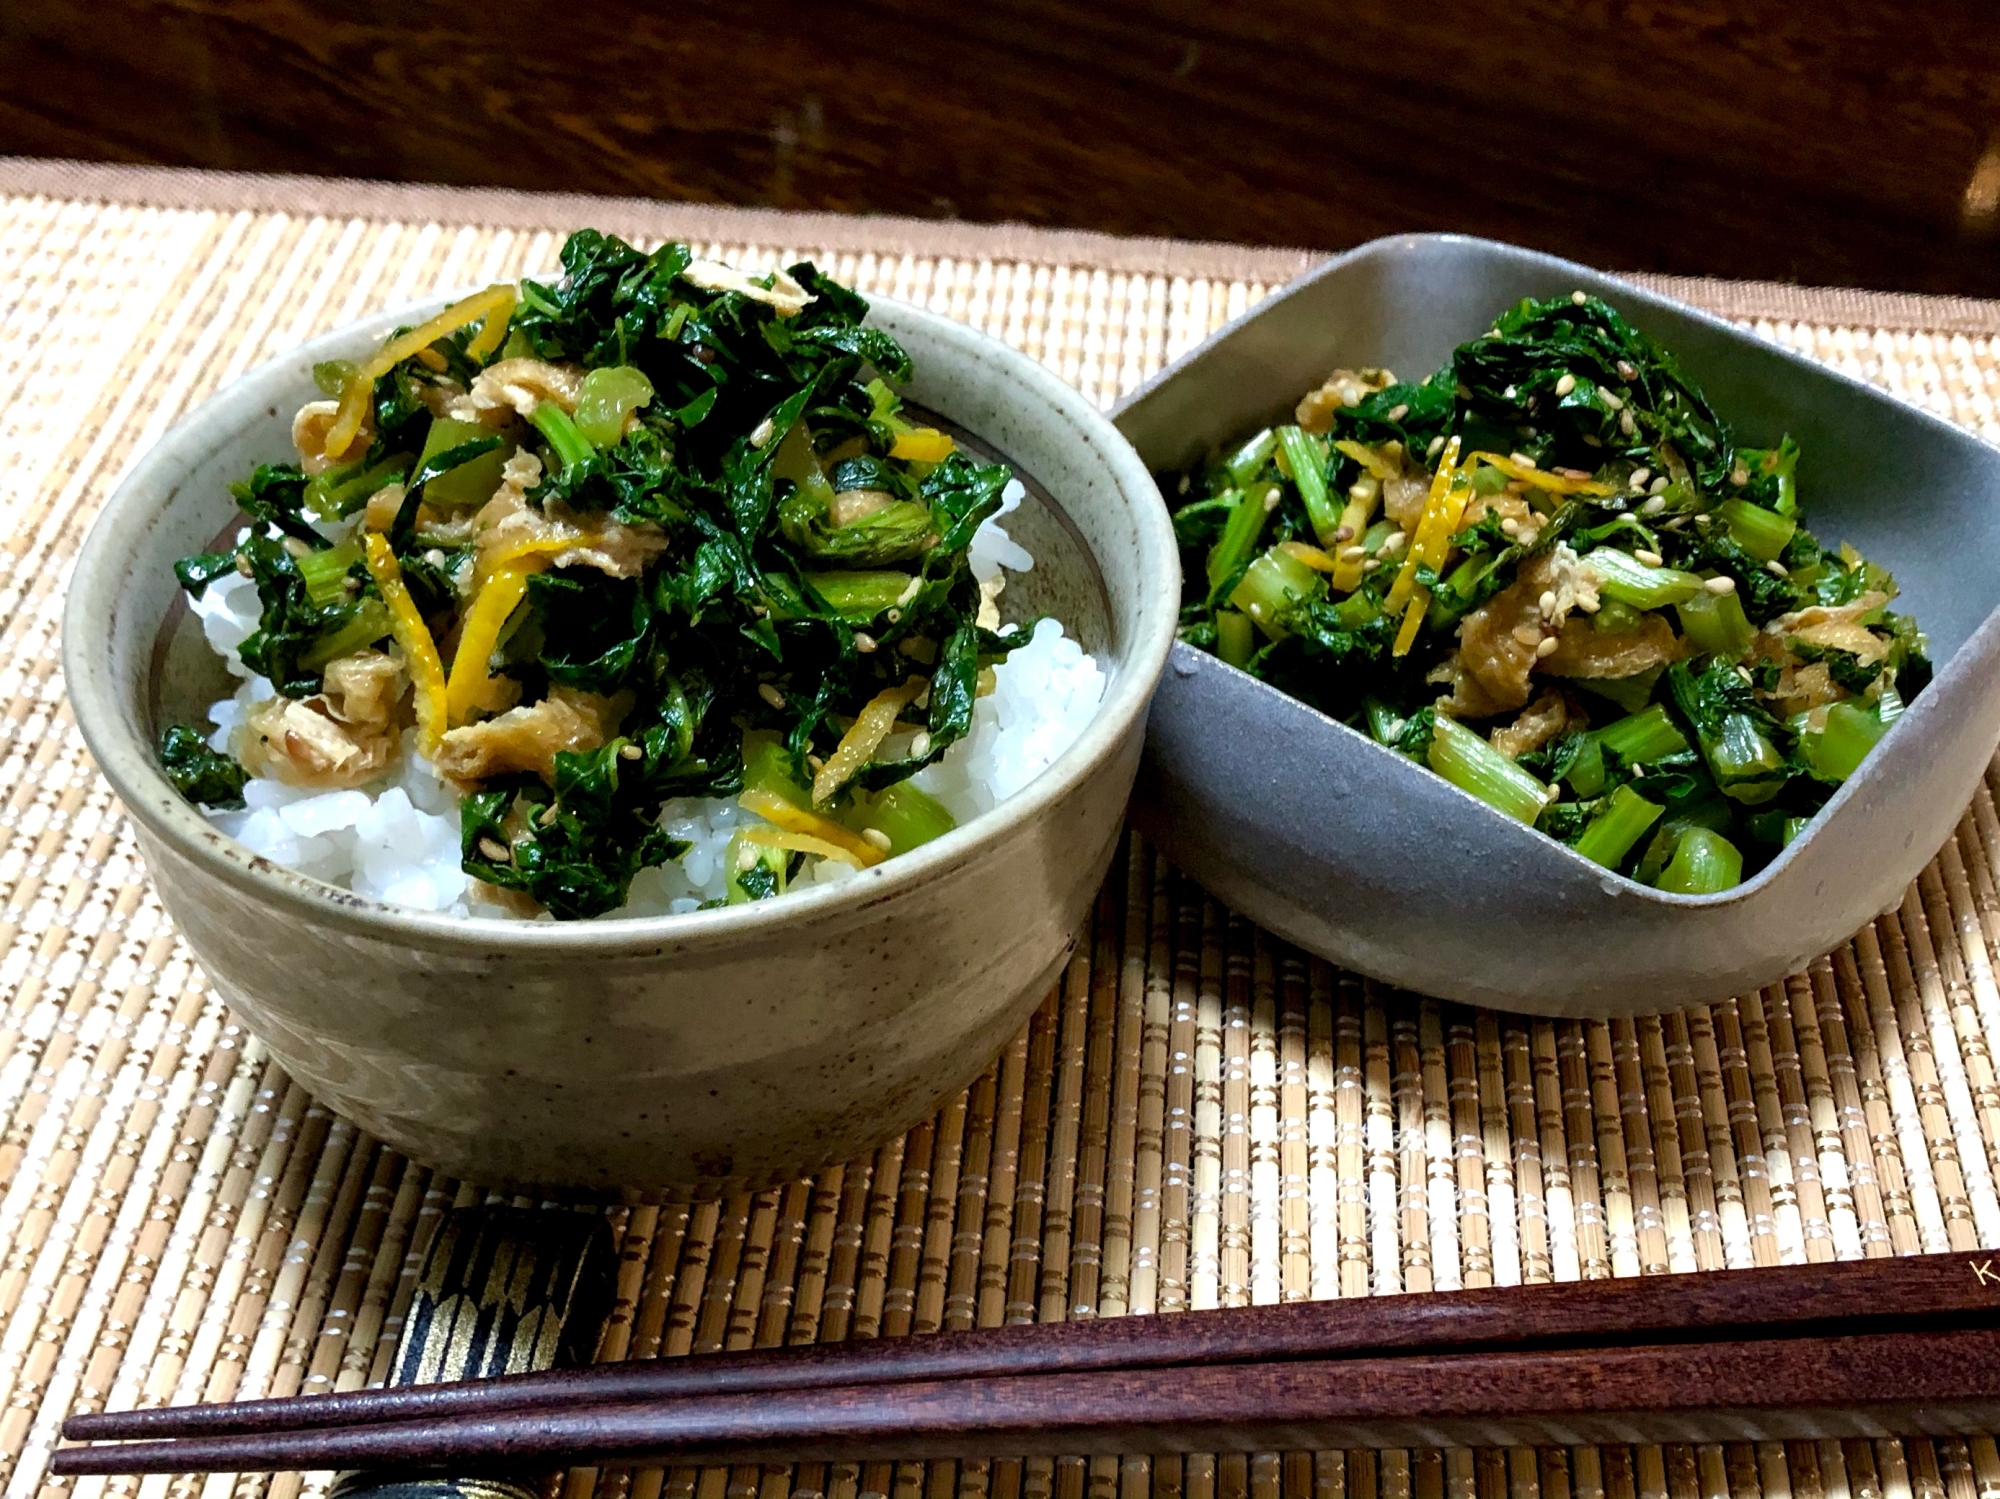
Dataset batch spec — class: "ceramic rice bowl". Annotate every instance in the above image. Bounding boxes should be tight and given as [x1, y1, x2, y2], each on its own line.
[64, 292, 1178, 1193]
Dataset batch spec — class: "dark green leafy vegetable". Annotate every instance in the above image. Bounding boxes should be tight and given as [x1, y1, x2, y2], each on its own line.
[1165, 292, 1930, 892]
[229, 535, 385, 698]
[159, 725, 249, 809]
[166, 231, 1026, 917]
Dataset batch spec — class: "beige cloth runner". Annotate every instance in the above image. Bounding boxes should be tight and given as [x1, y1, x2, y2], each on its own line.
[0, 160, 1997, 1499]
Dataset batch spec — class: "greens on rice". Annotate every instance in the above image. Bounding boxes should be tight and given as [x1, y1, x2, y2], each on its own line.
[159, 231, 1091, 920]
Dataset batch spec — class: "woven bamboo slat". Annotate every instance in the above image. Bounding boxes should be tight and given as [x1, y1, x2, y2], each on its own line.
[0, 171, 1992, 1499]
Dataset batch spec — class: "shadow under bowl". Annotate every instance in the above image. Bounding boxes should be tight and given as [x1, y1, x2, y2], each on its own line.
[1115, 233, 2000, 1018]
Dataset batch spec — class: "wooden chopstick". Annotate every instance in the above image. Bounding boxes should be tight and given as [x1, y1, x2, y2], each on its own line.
[60, 1247, 2000, 1444]
[48, 1326, 2000, 1475]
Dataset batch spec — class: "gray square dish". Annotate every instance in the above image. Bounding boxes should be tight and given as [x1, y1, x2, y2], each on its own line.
[1114, 233, 2000, 1018]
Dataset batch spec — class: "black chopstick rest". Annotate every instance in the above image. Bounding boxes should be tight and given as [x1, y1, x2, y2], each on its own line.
[328, 1206, 616, 1499]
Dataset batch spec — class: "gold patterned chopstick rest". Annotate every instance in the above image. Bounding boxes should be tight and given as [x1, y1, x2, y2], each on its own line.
[330, 1206, 617, 1499]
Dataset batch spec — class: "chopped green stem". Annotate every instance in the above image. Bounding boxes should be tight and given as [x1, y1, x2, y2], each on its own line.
[1592, 704, 1690, 765]
[529, 400, 595, 474]
[296, 539, 362, 608]
[804, 570, 915, 623]
[1592, 597, 1644, 634]
[1230, 546, 1324, 639]
[1364, 697, 1404, 746]
[1223, 427, 1278, 486]
[1572, 786, 1664, 870]
[1277, 426, 1340, 545]
[724, 833, 788, 904]
[845, 782, 956, 854]
[1216, 609, 1254, 668]
[1656, 826, 1744, 894]
[1428, 717, 1552, 824]
[1584, 547, 1703, 609]
[1719, 499, 1797, 562]
[574, 366, 655, 447]
[1707, 712, 1788, 803]
[1204, 486, 1269, 606]
[1563, 737, 1607, 798]
[1675, 588, 1757, 657]
[304, 455, 411, 520]
[741, 733, 811, 808]
[1809, 701, 1889, 782]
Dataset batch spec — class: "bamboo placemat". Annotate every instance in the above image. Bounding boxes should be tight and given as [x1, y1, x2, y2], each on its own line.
[2, 162, 2000, 1499]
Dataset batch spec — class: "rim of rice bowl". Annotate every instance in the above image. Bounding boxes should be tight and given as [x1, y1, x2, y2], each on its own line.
[73, 290, 1171, 957]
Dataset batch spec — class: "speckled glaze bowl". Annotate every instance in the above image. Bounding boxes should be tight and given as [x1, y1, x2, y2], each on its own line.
[1116, 233, 2000, 1017]
[64, 291, 1178, 1194]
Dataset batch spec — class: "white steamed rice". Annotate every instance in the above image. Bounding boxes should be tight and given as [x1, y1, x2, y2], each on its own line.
[192, 480, 1106, 920]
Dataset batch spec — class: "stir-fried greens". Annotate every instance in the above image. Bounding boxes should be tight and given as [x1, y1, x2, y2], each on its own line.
[162, 231, 1028, 918]
[1169, 292, 1928, 893]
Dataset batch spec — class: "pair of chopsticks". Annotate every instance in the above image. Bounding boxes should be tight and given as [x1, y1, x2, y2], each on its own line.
[55, 1249, 2000, 1474]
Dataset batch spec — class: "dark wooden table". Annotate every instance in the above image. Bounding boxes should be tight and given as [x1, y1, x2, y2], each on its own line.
[2, 0, 1996, 298]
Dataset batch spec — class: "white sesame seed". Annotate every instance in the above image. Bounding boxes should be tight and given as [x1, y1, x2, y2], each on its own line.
[478, 837, 512, 863]
[910, 730, 933, 758]
[758, 683, 786, 708]
[1571, 290, 1588, 305]
[1509, 451, 1538, 469]
[1638, 495, 1667, 516]
[1426, 434, 1445, 458]
[1388, 403, 1410, 422]
[736, 843, 759, 873]
[854, 632, 877, 653]
[1633, 549, 1664, 567]
[619, 743, 642, 760]
[1554, 373, 1577, 397]
[234, 554, 254, 577]
[1617, 360, 1638, 381]
[1766, 560, 1790, 577]
[1382, 530, 1407, 553]
[1363, 558, 1382, 572]
[1513, 624, 1543, 647]
[1730, 465, 1750, 486]
[1599, 389, 1624, 412]
[1503, 385, 1517, 401]
[1263, 486, 1282, 513]
[1538, 590, 1558, 615]
[861, 827, 893, 852]
[1704, 575, 1737, 595]
[1628, 466, 1652, 488]
[1619, 411, 1636, 436]
[1650, 476, 1670, 494]
[539, 804, 558, 827]
[1536, 635, 1560, 658]
[1500, 517, 1522, 536]
[749, 417, 776, 448]
[1339, 544, 1368, 563]
[1694, 512, 1711, 523]
[1518, 527, 1541, 547]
